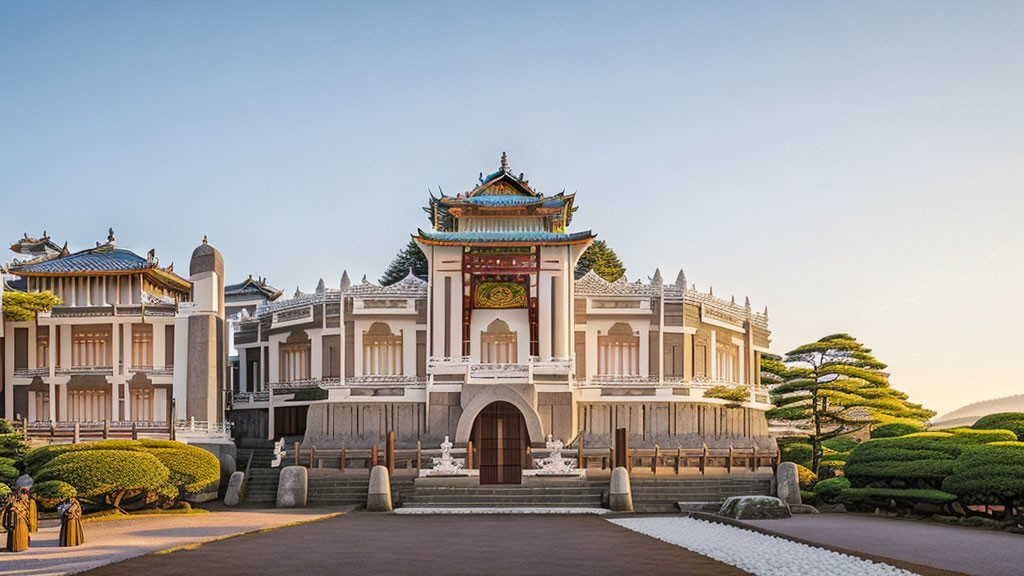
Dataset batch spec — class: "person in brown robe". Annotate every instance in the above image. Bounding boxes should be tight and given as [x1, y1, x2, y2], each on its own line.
[58, 497, 84, 547]
[19, 488, 37, 533]
[3, 494, 30, 552]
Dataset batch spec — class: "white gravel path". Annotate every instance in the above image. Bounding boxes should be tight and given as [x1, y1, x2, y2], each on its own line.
[609, 517, 919, 576]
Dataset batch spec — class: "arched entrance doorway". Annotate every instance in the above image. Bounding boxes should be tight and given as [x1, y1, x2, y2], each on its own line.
[470, 401, 529, 485]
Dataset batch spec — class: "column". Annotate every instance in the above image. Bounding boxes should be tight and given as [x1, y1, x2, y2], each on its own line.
[709, 330, 717, 380]
[48, 327, 57, 422]
[239, 349, 248, 393]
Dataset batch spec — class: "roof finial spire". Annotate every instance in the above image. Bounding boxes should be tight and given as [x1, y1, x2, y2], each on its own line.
[202, 235, 208, 245]
[107, 228, 116, 244]
[500, 151, 509, 171]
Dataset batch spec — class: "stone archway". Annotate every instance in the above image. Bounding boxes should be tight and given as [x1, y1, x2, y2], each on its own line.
[454, 385, 544, 447]
[471, 401, 528, 485]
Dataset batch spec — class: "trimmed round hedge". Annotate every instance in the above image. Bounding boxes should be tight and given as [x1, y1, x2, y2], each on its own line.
[942, 441, 1024, 510]
[972, 412, 1024, 441]
[0, 482, 10, 498]
[35, 449, 169, 508]
[871, 422, 925, 439]
[780, 442, 812, 468]
[25, 439, 221, 508]
[813, 477, 850, 503]
[32, 480, 77, 507]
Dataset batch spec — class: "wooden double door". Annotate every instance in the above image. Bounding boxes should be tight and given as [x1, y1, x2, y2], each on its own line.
[471, 401, 528, 485]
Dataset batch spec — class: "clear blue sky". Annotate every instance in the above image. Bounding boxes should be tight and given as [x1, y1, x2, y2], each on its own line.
[2, 1, 1022, 415]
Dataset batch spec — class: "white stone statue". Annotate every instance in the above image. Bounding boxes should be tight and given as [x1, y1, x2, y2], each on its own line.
[429, 435, 466, 475]
[534, 434, 577, 475]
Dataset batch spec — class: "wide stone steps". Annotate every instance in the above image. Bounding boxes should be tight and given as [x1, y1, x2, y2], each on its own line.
[243, 468, 281, 505]
[630, 477, 772, 513]
[400, 484, 609, 508]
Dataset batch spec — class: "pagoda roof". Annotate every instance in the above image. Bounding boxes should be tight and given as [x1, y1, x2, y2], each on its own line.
[424, 153, 580, 231]
[9, 237, 190, 292]
[225, 276, 283, 301]
[10, 232, 64, 257]
[415, 229, 595, 247]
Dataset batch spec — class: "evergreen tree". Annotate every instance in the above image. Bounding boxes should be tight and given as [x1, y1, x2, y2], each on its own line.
[379, 239, 428, 286]
[759, 352, 788, 388]
[575, 240, 626, 282]
[768, 333, 935, 475]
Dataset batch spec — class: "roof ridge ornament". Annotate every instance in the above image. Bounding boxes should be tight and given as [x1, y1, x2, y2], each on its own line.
[107, 228, 116, 245]
[675, 269, 687, 288]
[500, 151, 509, 172]
[340, 270, 351, 290]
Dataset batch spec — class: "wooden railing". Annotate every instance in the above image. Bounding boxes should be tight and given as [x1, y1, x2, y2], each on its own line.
[14, 419, 172, 443]
[280, 437, 778, 477]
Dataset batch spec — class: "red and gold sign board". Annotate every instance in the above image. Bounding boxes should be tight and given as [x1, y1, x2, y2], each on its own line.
[474, 282, 527, 309]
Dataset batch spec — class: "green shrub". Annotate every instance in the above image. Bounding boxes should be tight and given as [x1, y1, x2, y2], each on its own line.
[0, 433, 29, 460]
[822, 437, 859, 453]
[972, 413, 1024, 441]
[844, 434, 964, 489]
[23, 439, 145, 475]
[0, 483, 10, 498]
[703, 385, 749, 403]
[871, 422, 925, 438]
[0, 419, 14, 434]
[942, 442, 1024, 514]
[146, 445, 220, 495]
[795, 463, 817, 488]
[0, 457, 18, 486]
[32, 480, 77, 508]
[838, 487, 957, 511]
[946, 429, 1017, 444]
[814, 477, 851, 503]
[800, 489, 817, 504]
[780, 442, 812, 468]
[36, 449, 169, 508]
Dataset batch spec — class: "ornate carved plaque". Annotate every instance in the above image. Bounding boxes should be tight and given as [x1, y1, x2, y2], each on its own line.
[474, 281, 528, 309]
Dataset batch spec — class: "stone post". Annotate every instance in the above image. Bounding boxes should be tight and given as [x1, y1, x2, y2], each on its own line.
[609, 466, 633, 512]
[775, 461, 802, 506]
[276, 466, 308, 508]
[367, 465, 392, 512]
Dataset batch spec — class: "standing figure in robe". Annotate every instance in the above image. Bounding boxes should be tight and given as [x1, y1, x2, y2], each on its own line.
[19, 488, 37, 533]
[58, 497, 84, 547]
[3, 494, 30, 552]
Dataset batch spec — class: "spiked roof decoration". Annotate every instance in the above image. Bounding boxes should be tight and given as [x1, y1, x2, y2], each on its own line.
[423, 152, 581, 232]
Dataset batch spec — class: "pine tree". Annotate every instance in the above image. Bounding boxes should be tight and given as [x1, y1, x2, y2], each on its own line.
[769, 333, 935, 475]
[379, 239, 428, 286]
[759, 352, 788, 388]
[575, 240, 625, 282]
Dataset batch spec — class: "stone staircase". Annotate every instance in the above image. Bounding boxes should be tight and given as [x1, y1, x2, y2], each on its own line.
[237, 447, 276, 470]
[629, 475, 773, 513]
[400, 482, 609, 509]
[243, 468, 282, 505]
[305, 470, 370, 507]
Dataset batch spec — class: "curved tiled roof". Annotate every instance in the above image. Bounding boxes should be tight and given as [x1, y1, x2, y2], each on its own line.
[416, 229, 594, 245]
[348, 271, 428, 298]
[13, 247, 151, 274]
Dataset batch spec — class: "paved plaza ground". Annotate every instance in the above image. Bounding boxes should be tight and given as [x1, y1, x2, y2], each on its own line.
[744, 514, 1023, 576]
[5, 508, 1021, 575]
[78, 514, 747, 576]
[0, 506, 345, 576]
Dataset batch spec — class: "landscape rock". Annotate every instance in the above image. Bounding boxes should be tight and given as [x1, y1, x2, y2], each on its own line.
[224, 471, 244, 507]
[832, 503, 847, 513]
[276, 466, 308, 508]
[717, 495, 791, 520]
[775, 462, 801, 506]
[609, 466, 633, 512]
[367, 465, 392, 512]
[219, 454, 236, 498]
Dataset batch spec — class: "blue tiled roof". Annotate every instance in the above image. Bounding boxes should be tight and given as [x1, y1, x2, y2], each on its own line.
[417, 229, 594, 244]
[12, 248, 151, 274]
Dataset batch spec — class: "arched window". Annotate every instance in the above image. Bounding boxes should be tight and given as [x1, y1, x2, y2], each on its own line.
[598, 322, 640, 376]
[363, 322, 403, 376]
[481, 318, 517, 364]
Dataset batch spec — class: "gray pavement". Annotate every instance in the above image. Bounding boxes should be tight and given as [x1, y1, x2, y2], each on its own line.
[0, 507, 344, 576]
[79, 513, 746, 576]
[744, 514, 1023, 576]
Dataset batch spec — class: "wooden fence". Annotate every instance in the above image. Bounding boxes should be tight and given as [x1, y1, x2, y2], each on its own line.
[14, 419, 172, 443]
[283, 436, 779, 477]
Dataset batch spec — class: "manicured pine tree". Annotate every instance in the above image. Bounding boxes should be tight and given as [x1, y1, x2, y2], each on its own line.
[379, 240, 428, 286]
[575, 240, 626, 282]
[769, 333, 935, 475]
[759, 352, 788, 388]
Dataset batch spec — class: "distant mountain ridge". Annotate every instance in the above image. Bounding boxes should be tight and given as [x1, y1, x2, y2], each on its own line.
[931, 393, 1024, 429]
